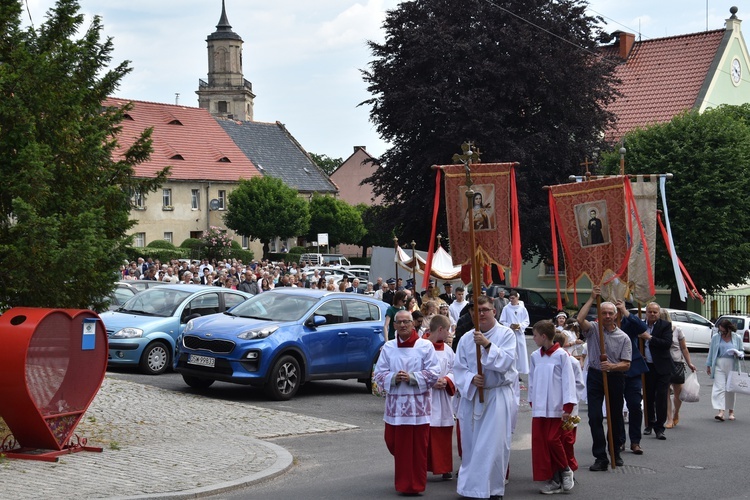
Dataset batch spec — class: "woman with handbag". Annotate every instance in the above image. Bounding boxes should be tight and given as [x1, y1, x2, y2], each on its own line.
[663, 311, 696, 428]
[706, 319, 744, 421]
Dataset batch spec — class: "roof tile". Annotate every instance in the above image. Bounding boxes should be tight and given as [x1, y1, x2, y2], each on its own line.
[104, 98, 261, 182]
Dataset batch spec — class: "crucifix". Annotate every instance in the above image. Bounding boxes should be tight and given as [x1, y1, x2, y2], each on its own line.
[453, 141, 484, 402]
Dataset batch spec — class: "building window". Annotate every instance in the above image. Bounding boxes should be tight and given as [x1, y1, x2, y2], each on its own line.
[191, 189, 200, 210]
[163, 232, 173, 244]
[132, 189, 145, 210]
[218, 190, 226, 210]
[218, 101, 228, 113]
[163, 188, 172, 208]
[242, 235, 249, 249]
[134, 232, 145, 247]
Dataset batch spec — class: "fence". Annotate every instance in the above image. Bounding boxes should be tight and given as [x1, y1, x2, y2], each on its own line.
[703, 294, 750, 322]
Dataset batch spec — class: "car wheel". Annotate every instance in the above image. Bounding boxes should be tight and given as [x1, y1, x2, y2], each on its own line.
[139, 341, 170, 375]
[361, 352, 380, 392]
[182, 374, 215, 389]
[265, 355, 300, 401]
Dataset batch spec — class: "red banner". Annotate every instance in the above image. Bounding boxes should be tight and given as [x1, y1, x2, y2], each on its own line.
[437, 163, 520, 280]
[548, 177, 632, 295]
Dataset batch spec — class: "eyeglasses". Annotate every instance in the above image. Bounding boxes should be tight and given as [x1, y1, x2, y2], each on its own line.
[477, 308, 494, 314]
[395, 320, 413, 325]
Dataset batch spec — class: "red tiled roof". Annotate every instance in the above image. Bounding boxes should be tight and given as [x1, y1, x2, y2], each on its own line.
[605, 29, 725, 143]
[104, 98, 260, 181]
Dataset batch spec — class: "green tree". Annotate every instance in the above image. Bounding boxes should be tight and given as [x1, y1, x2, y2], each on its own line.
[0, 0, 168, 311]
[362, 0, 618, 259]
[356, 204, 397, 257]
[224, 176, 310, 258]
[601, 105, 750, 298]
[309, 152, 343, 176]
[308, 195, 366, 248]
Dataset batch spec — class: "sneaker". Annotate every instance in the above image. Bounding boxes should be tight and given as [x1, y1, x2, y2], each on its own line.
[441, 472, 453, 480]
[561, 469, 574, 492]
[540, 479, 563, 495]
[643, 426, 653, 435]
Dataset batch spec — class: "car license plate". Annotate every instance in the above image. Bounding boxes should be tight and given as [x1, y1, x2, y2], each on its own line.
[187, 354, 216, 368]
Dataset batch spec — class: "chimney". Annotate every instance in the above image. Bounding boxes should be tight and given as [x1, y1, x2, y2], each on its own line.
[354, 146, 366, 152]
[616, 32, 635, 59]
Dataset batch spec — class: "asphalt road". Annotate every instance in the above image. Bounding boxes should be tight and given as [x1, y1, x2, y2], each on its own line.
[107, 348, 750, 500]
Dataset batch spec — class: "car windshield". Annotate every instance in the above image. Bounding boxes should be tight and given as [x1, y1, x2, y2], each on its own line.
[230, 292, 318, 322]
[119, 288, 193, 317]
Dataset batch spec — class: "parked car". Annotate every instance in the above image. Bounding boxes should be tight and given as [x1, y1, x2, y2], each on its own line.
[298, 253, 351, 267]
[341, 265, 371, 281]
[711, 314, 750, 353]
[107, 282, 138, 311]
[476, 285, 557, 333]
[174, 288, 387, 400]
[629, 308, 714, 350]
[118, 279, 167, 293]
[100, 284, 252, 375]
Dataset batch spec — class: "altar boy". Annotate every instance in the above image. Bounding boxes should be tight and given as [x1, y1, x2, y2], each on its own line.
[424, 314, 456, 479]
[528, 320, 578, 494]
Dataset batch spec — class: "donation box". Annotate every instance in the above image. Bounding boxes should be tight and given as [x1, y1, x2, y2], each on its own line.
[0, 308, 107, 457]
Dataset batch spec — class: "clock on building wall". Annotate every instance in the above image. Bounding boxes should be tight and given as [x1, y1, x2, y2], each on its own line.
[731, 58, 742, 85]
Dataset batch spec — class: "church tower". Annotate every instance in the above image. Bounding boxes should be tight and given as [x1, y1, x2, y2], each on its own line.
[197, 0, 255, 121]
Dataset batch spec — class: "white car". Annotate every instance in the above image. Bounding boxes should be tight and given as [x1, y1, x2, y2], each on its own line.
[711, 315, 750, 353]
[629, 308, 714, 349]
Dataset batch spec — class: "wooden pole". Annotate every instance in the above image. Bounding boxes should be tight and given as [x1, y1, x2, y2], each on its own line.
[411, 240, 417, 296]
[466, 188, 484, 403]
[393, 236, 399, 285]
[598, 294, 617, 470]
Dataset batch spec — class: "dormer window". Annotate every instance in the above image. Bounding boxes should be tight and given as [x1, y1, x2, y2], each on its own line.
[170, 154, 184, 160]
[123, 113, 134, 121]
[167, 119, 183, 125]
[218, 156, 231, 162]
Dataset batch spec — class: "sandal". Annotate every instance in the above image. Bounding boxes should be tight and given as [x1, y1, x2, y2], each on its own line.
[729, 412, 736, 421]
[673, 415, 679, 426]
[715, 413, 725, 421]
[665, 422, 674, 429]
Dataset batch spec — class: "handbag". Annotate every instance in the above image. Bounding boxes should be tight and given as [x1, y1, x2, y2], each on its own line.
[670, 361, 686, 384]
[371, 364, 386, 398]
[727, 362, 750, 396]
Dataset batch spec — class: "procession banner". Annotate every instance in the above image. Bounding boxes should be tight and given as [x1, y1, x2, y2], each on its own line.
[437, 163, 520, 281]
[628, 176, 658, 305]
[548, 176, 643, 306]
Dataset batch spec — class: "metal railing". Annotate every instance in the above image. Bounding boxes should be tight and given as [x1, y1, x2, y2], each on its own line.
[703, 294, 750, 321]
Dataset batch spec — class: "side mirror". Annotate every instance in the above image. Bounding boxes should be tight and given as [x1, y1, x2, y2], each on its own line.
[306, 315, 327, 327]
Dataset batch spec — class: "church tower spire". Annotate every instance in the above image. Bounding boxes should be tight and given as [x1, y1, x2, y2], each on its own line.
[197, 0, 255, 121]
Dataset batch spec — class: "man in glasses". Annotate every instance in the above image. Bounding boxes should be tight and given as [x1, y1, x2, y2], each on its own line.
[374, 310, 440, 495]
[453, 295, 517, 500]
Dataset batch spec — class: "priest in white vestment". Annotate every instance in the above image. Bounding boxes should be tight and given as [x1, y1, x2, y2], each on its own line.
[454, 295, 517, 500]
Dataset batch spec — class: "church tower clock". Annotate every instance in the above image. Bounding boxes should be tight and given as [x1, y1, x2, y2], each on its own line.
[197, 0, 255, 121]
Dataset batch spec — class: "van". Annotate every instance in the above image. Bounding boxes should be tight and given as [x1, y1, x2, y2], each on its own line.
[299, 253, 351, 267]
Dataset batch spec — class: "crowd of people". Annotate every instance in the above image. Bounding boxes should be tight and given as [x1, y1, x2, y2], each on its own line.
[122, 255, 742, 498]
[373, 282, 742, 499]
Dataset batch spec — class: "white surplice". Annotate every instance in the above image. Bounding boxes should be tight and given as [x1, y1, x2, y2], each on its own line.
[453, 321, 517, 499]
[374, 338, 440, 426]
[430, 345, 455, 427]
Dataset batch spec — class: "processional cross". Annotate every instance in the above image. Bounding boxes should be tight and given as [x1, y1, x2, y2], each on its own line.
[452, 141, 484, 402]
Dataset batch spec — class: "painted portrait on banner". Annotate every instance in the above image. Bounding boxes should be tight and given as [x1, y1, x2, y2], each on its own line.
[461, 184, 496, 232]
[575, 201, 610, 247]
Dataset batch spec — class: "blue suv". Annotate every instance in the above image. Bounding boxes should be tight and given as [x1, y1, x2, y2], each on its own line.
[174, 288, 387, 400]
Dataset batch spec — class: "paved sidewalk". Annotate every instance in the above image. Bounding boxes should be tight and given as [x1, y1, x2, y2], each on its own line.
[1, 377, 357, 499]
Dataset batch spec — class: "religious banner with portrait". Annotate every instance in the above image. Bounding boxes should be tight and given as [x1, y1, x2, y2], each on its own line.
[425, 162, 521, 288]
[547, 176, 650, 308]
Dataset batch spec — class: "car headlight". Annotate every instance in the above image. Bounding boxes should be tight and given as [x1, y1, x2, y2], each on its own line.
[111, 327, 144, 339]
[184, 319, 195, 334]
[237, 326, 279, 340]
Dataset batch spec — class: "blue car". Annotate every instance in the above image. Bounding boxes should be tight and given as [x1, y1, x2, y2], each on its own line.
[100, 284, 252, 375]
[174, 288, 387, 400]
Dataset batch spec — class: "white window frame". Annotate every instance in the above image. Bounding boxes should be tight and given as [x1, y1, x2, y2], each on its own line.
[218, 190, 226, 210]
[132, 189, 145, 210]
[191, 189, 200, 210]
[134, 232, 145, 247]
[163, 188, 172, 208]
[163, 232, 173, 244]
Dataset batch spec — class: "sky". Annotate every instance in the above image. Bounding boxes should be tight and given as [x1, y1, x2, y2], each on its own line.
[24, 0, 740, 161]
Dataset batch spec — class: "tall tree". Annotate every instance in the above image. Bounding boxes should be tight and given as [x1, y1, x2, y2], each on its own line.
[0, 0, 167, 311]
[601, 105, 750, 298]
[309, 152, 343, 176]
[224, 176, 310, 258]
[362, 0, 618, 260]
[308, 195, 366, 248]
